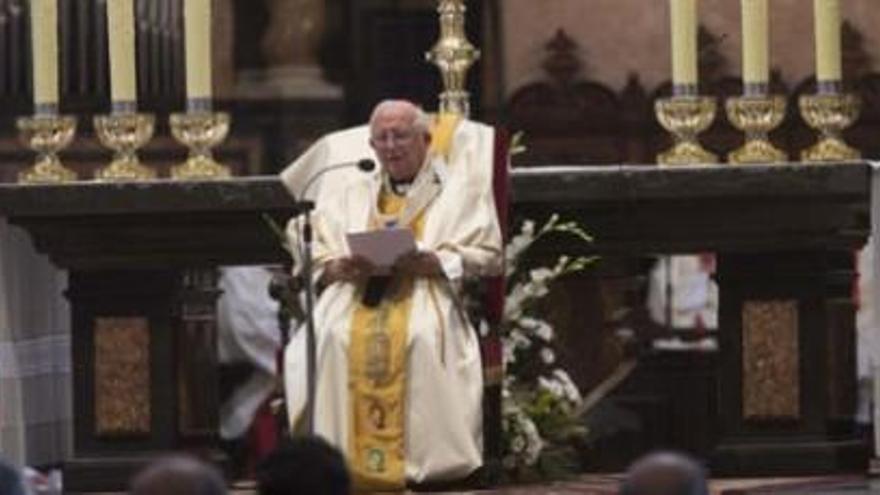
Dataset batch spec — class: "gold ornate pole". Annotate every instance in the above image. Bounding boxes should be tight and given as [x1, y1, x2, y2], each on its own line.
[426, 0, 480, 117]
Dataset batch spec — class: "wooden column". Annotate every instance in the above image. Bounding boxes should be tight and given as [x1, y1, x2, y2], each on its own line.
[176, 268, 222, 444]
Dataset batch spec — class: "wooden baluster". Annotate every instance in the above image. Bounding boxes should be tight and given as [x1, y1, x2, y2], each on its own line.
[74, 0, 87, 95]
[136, 0, 158, 100]
[95, 0, 108, 99]
[154, 0, 165, 96]
[148, 0, 161, 98]
[170, 0, 182, 98]
[10, 0, 23, 96]
[58, 0, 70, 99]
[0, 0, 9, 96]
[135, 0, 148, 100]
[159, 0, 173, 96]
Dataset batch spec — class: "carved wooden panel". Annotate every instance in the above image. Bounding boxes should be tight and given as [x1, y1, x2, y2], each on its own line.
[94, 316, 151, 436]
[742, 300, 800, 419]
[177, 268, 221, 438]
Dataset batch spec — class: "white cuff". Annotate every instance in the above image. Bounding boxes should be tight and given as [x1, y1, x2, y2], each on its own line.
[435, 250, 464, 280]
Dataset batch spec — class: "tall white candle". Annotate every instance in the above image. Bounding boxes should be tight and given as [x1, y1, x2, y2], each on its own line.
[814, 0, 843, 82]
[29, 0, 59, 109]
[670, 0, 698, 87]
[741, 0, 769, 86]
[184, 0, 213, 101]
[106, 0, 138, 105]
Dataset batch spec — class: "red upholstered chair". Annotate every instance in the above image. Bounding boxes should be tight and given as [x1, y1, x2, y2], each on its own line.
[477, 127, 510, 483]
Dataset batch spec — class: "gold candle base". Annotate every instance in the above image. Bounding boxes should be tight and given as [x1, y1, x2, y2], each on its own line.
[169, 112, 231, 180]
[725, 95, 788, 164]
[655, 96, 718, 166]
[16, 115, 78, 184]
[94, 113, 157, 181]
[799, 92, 861, 163]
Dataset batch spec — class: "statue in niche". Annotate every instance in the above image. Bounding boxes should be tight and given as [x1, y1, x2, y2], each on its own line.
[262, 0, 325, 69]
[237, 0, 341, 99]
[234, 0, 340, 98]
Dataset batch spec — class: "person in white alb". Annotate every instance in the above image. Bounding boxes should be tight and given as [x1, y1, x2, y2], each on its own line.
[281, 100, 502, 490]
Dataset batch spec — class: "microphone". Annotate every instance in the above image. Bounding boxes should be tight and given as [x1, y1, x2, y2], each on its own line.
[299, 158, 376, 201]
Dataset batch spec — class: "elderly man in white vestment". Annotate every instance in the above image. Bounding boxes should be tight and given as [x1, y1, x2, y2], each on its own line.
[281, 100, 502, 490]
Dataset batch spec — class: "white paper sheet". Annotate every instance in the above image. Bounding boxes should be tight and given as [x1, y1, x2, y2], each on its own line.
[346, 228, 416, 274]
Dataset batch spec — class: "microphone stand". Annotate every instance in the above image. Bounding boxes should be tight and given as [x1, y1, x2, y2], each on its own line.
[293, 158, 375, 435]
[300, 202, 318, 434]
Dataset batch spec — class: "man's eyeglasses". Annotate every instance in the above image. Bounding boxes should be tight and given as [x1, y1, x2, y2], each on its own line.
[370, 130, 414, 148]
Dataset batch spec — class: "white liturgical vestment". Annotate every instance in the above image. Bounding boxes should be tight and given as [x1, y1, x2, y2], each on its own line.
[281, 118, 502, 486]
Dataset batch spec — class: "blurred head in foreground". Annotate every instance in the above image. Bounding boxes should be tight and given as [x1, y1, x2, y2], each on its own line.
[129, 454, 226, 495]
[620, 451, 709, 495]
[257, 436, 350, 495]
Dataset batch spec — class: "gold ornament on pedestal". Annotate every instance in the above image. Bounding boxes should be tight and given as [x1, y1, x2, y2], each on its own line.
[799, 92, 860, 162]
[725, 95, 787, 164]
[16, 114, 78, 183]
[169, 112, 231, 180]
[426, 0, 480, 117]
[94, 113, 156, 181]
[655, 96, 717, 166]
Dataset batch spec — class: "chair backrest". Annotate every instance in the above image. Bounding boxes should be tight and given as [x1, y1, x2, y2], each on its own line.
[279, 126, 377, 202]
[487, 128, 510, 325]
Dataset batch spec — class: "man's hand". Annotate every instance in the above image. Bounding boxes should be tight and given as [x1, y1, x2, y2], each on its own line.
[394, 250, 442, 278]
[322, 256, 374, 285]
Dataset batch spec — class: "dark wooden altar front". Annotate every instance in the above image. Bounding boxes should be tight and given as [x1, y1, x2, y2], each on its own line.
[0, 179, 305, 492]
[0, 162, 870, 490]
[514, 162, 871, 474]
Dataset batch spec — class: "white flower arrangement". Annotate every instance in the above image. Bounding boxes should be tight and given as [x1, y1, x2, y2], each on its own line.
[494, 214, 596, 478]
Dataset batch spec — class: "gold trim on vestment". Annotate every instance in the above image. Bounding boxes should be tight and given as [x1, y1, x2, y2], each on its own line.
[348, 192, 424, 490]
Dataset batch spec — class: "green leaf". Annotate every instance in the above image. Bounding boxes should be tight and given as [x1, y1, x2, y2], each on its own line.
[262, 213, 292, 254]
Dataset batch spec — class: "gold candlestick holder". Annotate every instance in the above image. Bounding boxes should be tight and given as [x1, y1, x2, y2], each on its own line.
[16, 115, 78, 184]
[169, 112, 231, 180]
[656, 96, 718, 166]
[94, 113, 157, 180]
[725, 95, 788, 164]
[798, 92, 861, 162]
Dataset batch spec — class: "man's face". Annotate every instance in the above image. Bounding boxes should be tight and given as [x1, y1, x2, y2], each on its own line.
[369, 106, 430, 182]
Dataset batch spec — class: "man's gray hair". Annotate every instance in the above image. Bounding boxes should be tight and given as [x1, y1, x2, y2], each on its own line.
[369, 99, 431, 134]
[619, 451, 709, 495]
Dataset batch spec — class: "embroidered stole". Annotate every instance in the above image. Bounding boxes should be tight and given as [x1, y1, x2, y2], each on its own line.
[347, 112, 460, 491]
[348, 192, 425, 491]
